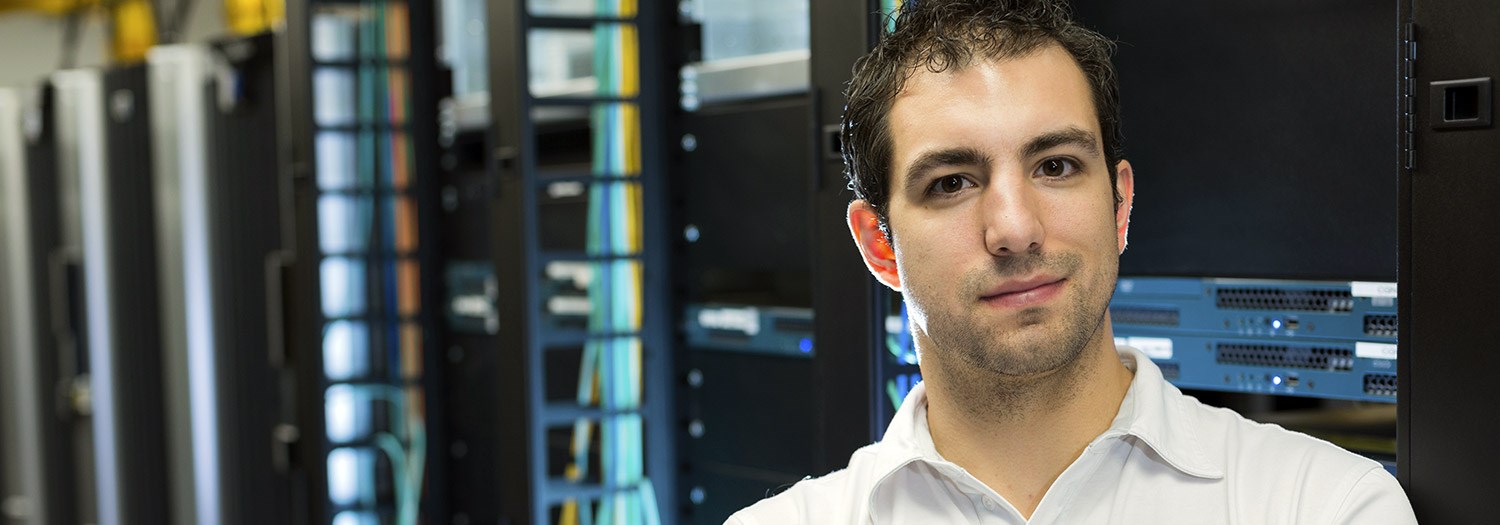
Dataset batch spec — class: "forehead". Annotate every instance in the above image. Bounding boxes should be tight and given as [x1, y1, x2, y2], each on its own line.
[887, 45, 1099, 168]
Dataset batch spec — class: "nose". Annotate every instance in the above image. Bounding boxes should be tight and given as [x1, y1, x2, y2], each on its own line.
[981, 180, 1045, 256]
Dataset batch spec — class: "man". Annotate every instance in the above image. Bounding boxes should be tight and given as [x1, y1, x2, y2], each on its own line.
[728, 0, 1418, 523]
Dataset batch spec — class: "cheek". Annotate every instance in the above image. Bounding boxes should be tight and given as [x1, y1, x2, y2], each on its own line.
[892, 218, 975, 279]
[1043, 197, 1118, 247]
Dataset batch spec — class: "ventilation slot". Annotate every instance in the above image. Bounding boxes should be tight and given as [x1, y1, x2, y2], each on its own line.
[1110, 306, 1181, 326]
[1215, 343, 1354, 371]
[1215, 287, 1354, 312]
[1364, 373, 1398, 397]
[1364, 314, 1398, 337]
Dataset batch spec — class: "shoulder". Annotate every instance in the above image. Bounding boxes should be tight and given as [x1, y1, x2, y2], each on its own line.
[1181, 393, 1376, 475]
[1174, 392, 1415, 522]
[724, 445, 883, 525]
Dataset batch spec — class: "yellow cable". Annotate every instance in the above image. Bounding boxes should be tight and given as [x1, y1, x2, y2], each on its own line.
[110, 0, 156, 63]
[561, 497, 579, 525]
[224, 0, 282, 35]
[621, 24, 639, 97]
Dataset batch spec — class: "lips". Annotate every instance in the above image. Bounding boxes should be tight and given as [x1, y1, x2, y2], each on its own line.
[979, 276, 1066, 309]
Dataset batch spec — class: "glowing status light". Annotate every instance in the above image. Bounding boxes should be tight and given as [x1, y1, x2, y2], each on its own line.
[1272, 375, 1283, 386]
[799, 338, 813, 353]
[1272, 319, 1283, 330]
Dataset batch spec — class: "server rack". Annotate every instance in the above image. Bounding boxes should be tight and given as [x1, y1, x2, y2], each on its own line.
[145, 33, 304, 525]
[0, 87, 71, 525]
[489, 0, 679, 522]
[99, 63, 173, 525]
[434, 65, 503, 525]
[281, 0, 445, 522]
[2, 80, 94, 525]
[1066, 1, 1401, 414]
[675, 95, 819, 523]
[663, 1, 891, 520]
[54, 65, 173, 525]
[1037, 1, 1405, 473]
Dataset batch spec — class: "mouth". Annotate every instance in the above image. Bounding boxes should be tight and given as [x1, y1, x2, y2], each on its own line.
[979, 276, 1066, 309]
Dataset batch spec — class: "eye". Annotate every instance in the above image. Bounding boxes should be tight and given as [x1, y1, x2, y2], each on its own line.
[1036, 157, 1080, 179]
[928, 174, 974, 196]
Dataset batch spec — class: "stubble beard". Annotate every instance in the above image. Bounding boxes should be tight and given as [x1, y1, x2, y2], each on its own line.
[911, 251, 1117, 420]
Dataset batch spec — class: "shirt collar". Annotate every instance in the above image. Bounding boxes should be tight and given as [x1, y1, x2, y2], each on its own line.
[866, 346, 1225, 514]
[1110, 346, 1225, 479]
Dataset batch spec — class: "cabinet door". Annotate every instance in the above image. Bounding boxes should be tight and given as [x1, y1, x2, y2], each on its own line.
[1402, 0, 1500, 521]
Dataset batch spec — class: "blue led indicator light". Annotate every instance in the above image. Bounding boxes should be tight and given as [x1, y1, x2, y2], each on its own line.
[799, 338, 813, 353]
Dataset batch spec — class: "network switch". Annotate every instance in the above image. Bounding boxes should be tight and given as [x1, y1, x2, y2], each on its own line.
[1111, 277, 1398, 403]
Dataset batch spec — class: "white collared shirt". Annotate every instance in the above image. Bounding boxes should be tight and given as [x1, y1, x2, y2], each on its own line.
[728, 347, 1417, 524]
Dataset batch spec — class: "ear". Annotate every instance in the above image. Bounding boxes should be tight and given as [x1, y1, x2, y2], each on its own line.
[847, 200, 903, 291]
[1114, 159, 1136, 254]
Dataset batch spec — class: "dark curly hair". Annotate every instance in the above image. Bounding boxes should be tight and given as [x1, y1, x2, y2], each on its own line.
[841, 0, 1124, 234]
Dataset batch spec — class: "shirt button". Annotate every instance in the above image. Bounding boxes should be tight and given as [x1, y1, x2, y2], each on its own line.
[983, 498, 998, 511]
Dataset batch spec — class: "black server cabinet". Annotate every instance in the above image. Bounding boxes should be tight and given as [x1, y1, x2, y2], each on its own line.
[676, 96, 819, 524]
[95, 63, 172, 525]
[1401, 0, 1500, 521]
[145, 34, 313, 525]
[1, 85, 85, 525]
[34, 65, 175, 525]
[664, 2, 889, 521]
[434, 106, 500, 523]
[201, 34, 298, 524]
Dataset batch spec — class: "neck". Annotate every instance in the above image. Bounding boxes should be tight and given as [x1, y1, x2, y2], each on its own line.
[920, 319, 1134, 519]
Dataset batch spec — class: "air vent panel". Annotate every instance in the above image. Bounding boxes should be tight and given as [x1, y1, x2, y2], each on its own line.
[1215, 343, 1354, 371]
[1216, 287, 1354, 312]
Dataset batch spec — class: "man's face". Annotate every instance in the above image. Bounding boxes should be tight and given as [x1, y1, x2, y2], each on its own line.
[860, 45, 1133, 378]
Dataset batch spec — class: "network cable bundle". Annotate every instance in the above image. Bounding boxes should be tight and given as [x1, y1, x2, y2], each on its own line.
[560, 1, 661, 523]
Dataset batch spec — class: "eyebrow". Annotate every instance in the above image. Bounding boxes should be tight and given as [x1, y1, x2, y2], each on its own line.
[1020, 126, 1102, 160]
[902, 146, 991, 194]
